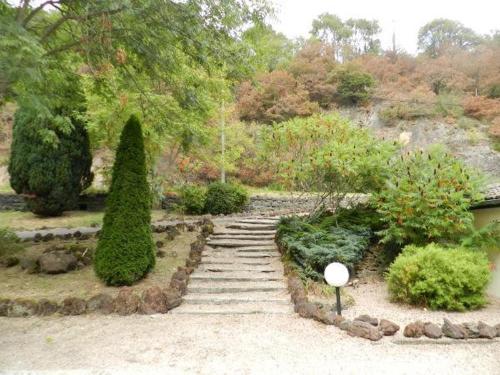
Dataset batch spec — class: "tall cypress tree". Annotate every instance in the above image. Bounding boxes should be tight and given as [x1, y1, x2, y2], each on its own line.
[94, 115, 155, 286]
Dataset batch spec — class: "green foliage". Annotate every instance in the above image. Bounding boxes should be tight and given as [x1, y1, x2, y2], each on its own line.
[204, 182, 248, 215]
[460, 221, 500, 252]
[334, 66, 375, 104]
[488, 84, 500, 99]
[262, 114, 398, 212]
[378, 102, 433, 125]
[94, 115, 155, 286]
[418, 18, 482, 57]
[178, 185, 206, 215]
[277, 215, 370, 280]
[373, 145, 483, 246]
[8, 103, 93, 216]
[0, 227, 23, 259]
[386, 243, 491, 311]
[433, 93, 464, 118]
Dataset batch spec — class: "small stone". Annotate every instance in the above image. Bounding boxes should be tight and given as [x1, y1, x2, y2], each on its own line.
[156, 250, 166, 258]
[167, 251, 178, 258]
[477, 321, 496, 339]
[347, 320, 383, 341]
[8, 299, 39, 317]
[155, 241, 164, 249]
[187, 224, 196, 232]
[39, 252, 78, 274]
[315, 309, 339, 325]
[495, 323, 500, 337]
[60, 297, 87, 315]
[37, 299, 59, 316]
[140, 286, 168, 314]
[355, 314, 378, 327]
[114, 288, 140, 315]
[423, 322, 442, 339]
[461, 322, 480, 338]
[404, 321, 424, 338]
[2, 256, 20, 267]
[172, 268, 188, 282]
[0, 299, 12, 316]
[20, 258, 39, 274]
[87, 293, 114, 314]
[442, 318, 466, 339]
[296, 302, 319, 319]
[379, 319, 400, 336]
[164, 289, 182, 310]
[42, 233, 54, 242]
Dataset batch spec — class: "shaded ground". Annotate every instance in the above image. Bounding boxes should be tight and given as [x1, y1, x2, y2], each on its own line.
[0, 313, 498, 375]
[0, 232, 196, 302]
[0, 210, 168, 231]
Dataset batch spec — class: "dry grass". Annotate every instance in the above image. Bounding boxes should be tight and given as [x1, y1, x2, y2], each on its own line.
[0, 231, 196, 302]
[0, 210, 167, 231]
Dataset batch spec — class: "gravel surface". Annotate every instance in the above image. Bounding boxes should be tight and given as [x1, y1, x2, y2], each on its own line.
[1, 311, 499, 374]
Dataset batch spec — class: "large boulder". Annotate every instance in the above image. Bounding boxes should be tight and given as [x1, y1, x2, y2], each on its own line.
[379, 319, 400, 336]
[346, 320, 383, 341]
[355, 314, 378, 327]
[87, 293, 114, 314]
[20, 258, 39, 274]
[495, 323, 500, 337]
[461, 322, 480, 339]
[140, 286, 168, 314]
[114, 287, 140, 315]
[0, 299, 12, 316]
[164, 289, 182, 310]
[442, 318, 466, 339]
[39, 252, 78, 274]
[8, 299, 38, 317]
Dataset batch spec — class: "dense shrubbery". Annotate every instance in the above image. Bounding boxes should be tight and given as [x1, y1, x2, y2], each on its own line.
[373, 145, 482, 246]
[94, 115, 155, 286]
[262, 114, 398, 212]
[204, 182, 248, 215]
[334, 67, 375, 104]
[9, 105, 93, 216]
[277, 211, 372, 280]
[378, 102, 433, 125]
[0, 227, 23, 259]
[178, 185, 206, 215]
[386, 244, 491, 311]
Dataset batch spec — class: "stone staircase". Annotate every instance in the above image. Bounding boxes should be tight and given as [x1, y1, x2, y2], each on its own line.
[170, 217, 293, 315]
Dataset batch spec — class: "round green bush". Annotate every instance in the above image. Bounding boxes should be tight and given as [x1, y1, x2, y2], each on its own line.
[204, 182, 248, 215]
[386, 243, 491, 311]
[94, 115, 155, 286]
[179, 185, 206, 215]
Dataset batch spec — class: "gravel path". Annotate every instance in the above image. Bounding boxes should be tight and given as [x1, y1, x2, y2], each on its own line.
[1, 312, 499, 375]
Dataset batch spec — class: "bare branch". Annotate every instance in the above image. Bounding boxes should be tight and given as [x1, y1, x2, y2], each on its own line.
[22, 1, 59, 27]
[16, 0, 31, 23]
[40, 5, 128, 43]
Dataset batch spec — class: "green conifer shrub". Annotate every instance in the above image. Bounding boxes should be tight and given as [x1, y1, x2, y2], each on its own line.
[8, 106, 93, 216]
[94, 115, 155, 286]
[204, 182, 248, 215]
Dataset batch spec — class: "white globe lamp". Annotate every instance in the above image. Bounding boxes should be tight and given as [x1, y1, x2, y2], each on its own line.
[324, 262, 349, 315]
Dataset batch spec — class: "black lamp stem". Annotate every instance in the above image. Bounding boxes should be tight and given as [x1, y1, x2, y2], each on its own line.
[335, 286, 342, 315]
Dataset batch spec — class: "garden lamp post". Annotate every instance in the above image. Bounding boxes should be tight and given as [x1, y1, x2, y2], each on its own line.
[324, 262, 349, 316]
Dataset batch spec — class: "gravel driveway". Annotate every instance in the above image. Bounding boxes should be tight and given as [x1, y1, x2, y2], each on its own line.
[1, 311, 499, 375]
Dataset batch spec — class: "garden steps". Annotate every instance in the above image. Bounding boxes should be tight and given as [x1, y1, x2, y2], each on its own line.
[171, 216, 292, 315]
[207, 239, 276, 247]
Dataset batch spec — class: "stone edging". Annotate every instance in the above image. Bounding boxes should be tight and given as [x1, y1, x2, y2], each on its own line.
[0, 219, 214, 318]
[278, 242, 500, 342]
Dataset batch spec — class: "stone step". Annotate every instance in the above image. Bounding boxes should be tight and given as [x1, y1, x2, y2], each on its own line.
[202, 252, 279, 259]
[199, 264, 279, 272]
[190, 272, 283, 282]
[201, 258, 273, 265]
[207, 239, 275, 247]
[210, 234, 276, 240]
[206, 245, 278, 252]
[183, 291, 290, 305]
[170, 303, 293, 315]
[188, 280, 287, 294]
[226, 224, 277, 231]
[213, 230, 276, 236]
[235, 219, 280, 225]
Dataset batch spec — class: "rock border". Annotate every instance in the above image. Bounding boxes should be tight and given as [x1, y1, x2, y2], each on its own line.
[279, 242, 500, 342]
[0, 218, 214, 318]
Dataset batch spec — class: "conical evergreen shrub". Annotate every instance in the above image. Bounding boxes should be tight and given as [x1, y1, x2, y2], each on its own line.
[94, 115, 155, 286]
